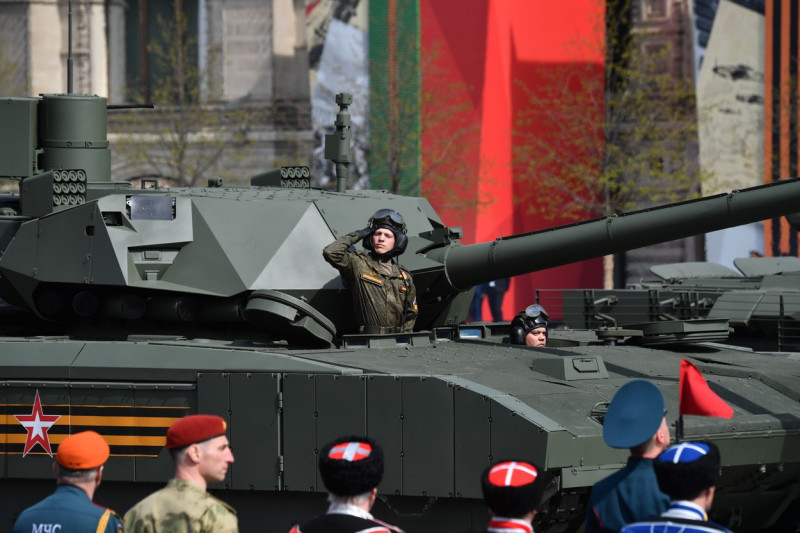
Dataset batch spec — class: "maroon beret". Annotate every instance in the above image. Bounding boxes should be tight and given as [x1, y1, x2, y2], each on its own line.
[166, 415, 227, 449]
[56, 431, 110, 470]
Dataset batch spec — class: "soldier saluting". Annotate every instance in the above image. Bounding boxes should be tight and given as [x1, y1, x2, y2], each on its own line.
[323, 209, 417, 334]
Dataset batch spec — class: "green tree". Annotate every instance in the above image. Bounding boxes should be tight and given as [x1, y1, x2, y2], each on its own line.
[513, 0, 707, 223]
[111, 4, 254, 187]
[368, 37, 488, 212]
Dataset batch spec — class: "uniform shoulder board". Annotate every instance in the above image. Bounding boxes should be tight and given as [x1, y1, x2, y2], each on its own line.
[92, 503, 123, 522]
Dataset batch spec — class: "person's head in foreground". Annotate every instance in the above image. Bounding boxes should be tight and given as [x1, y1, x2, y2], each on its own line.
[319, 435, 384, 510]
[654, 441, 721, 510]
[166, 414, 234, 488]
[481, 459, 545, 526]
[603, 379, 671, 457]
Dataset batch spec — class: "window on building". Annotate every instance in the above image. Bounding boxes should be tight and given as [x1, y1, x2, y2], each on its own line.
[641, 0, 668, 21]
[125, 0, 200, 103]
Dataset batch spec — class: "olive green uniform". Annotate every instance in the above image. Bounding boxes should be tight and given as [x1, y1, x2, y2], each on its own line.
[124, 478, 237, 533]
[323, 233, 417, 333]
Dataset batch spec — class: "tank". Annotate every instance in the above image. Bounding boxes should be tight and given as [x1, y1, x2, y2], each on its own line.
[1, 92, 800, 533]
[549, 251, 800, 352]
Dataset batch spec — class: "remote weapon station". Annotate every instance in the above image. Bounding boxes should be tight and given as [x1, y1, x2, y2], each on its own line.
[1, 37, 799, 533]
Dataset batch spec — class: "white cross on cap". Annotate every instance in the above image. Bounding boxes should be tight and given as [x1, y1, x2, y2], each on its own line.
[663, 442, 709, 464]
[329, 441, 372, 461]
[488, 461, 538, 487]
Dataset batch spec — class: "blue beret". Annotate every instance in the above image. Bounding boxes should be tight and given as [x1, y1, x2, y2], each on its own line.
[603, 380, 665, 449]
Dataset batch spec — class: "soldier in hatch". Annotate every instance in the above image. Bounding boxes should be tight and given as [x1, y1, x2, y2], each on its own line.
[323, 209, 417, 334]
[510, 304, 549, 347]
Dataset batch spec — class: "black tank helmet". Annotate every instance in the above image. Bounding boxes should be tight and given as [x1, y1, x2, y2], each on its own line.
[510, 304, 549, 345]
[362, 209, 408, 258]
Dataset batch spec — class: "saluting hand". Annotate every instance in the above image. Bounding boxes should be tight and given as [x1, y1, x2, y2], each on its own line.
[353, 227, 373, 241]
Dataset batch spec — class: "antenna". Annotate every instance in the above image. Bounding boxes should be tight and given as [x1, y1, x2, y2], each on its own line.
[67, 0, 73, 93]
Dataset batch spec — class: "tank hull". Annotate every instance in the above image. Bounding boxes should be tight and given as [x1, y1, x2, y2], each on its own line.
[1, 330, 799, 532]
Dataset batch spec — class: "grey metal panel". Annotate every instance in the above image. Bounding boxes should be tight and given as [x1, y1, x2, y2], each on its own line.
[563, 463, 625, 489]
[229, 373, 280, 490]
[197, 372, 232, 489]
[0, 342, 78, 379]
[36, 202, 94, 282]
[67, 341, 352, 381]
[651, 262, 741, 280]
[734, 256, 800, 276]
[490, 399, 550, 470]
[707, 292, 762, 322]
[133, 388, 194, 483]
[0, 98, 38, 177]
[315, 374, 366, 445]
[453, 384, 490, 499]
[401, 376, 453, 497]
[367, 375, 402, 494]
[282, 373, 318, 492]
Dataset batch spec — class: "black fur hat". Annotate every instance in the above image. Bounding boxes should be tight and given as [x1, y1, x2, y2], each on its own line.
[481, 459, 544, 517]
[319, 435, 384, 496]
[654, 441, 720, 500]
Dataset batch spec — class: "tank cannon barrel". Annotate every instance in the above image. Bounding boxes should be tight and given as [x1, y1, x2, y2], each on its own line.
[442, 178, 800, 290]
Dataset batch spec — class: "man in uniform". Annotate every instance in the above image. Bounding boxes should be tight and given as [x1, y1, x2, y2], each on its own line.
[585, 380, 671, 533]
[288, 435, 403, 533]
[510, 304, 549, 347]
[621, 441, 731, 533]
[480, 459, 546, 533]
[323, 209, 417, 333]
[13, 430, 123, 533]
[124, 414, 237, 533]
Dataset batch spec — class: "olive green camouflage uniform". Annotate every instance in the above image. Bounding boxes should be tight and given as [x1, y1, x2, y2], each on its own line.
[124, 478, 237, 533]
[323, 233, 417, 333]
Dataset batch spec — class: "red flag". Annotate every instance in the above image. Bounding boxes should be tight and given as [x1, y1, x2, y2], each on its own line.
[679, 359, 734, 418]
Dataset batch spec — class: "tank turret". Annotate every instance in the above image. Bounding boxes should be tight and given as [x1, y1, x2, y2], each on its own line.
[3, 93, 800, 346]
[2, 93, 800, 345]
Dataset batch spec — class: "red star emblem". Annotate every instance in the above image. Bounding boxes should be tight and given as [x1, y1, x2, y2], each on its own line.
[14, 390, 61, 457]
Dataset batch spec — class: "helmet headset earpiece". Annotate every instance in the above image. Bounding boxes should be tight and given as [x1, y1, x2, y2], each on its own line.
[363, 209, 408, 258]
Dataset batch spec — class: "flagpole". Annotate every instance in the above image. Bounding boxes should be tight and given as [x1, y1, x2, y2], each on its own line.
[677, 414, 684, 443]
